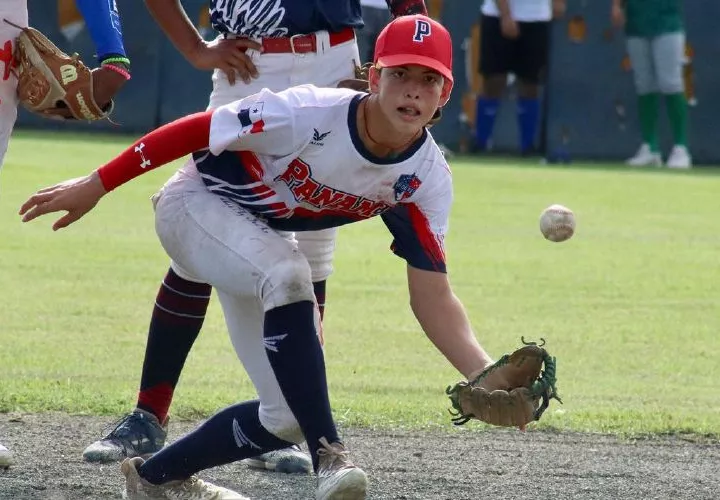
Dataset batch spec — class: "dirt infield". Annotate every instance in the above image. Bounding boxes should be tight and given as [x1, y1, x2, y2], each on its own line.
[1, 413, 718, 499]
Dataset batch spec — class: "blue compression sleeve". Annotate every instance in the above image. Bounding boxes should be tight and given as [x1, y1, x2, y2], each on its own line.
[75, 0, 127, 61]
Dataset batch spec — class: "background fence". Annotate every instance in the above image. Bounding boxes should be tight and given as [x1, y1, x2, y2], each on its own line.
[19, 0, 720, 163]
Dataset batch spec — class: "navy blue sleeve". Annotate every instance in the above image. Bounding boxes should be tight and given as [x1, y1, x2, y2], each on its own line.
[76, 0, 127, 61]
[381, 203, 446, 273]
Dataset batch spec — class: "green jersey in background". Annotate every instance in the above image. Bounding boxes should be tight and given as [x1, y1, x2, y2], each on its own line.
[625, 0, 684, 37]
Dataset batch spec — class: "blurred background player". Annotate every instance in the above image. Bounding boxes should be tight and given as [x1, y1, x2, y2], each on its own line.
[474, 0, 564, 155]
[81, 0, 429, 475]
[0, 0, 131, 467]
[357, 0, 392, 64]
[613, 0, 691, 168]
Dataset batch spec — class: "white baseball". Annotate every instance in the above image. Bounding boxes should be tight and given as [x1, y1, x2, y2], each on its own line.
[539, 204, 575, 242]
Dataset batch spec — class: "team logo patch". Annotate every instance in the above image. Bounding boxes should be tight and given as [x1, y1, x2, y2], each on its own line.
[311, 128, 331, 145]
[237, 102, 265, 136]
[393, 173, 422, 201]
[413, 19, 431, 42]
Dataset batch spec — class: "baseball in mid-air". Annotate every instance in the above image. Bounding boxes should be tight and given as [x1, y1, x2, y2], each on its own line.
[539, 204, 575, 242]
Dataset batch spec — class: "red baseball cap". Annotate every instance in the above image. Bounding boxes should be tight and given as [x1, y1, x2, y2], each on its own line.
[374, 14, 453, 85]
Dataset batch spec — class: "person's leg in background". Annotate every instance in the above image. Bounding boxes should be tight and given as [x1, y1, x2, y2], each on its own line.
[515, 20, 550, 155]
[654, 31, 691, 168]
[357, 5, 392, 64]
[475, 14, 511, 151]
[625, 36, 663, 166]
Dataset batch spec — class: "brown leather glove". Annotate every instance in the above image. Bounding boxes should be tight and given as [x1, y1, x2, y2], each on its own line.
[11, 23, 114, 121]
[446, 339, 561, 427]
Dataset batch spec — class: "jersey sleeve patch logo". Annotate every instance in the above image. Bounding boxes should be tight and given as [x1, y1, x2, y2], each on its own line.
[311, 128, 331, 146]
[237, 102, 265, 135]
[413, 19, 431, 42]
[393, 173, 422, 201]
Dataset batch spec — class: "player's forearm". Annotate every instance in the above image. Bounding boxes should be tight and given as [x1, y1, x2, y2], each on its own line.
[75, 0, 128, 63]
[408, 268, 493, 379]
[385, 0, 428, 17]
[97, 111, 212, 191]
[612, 0, 625, 8]
[495, 0, 514, 20]
[144, 0, 205, 63]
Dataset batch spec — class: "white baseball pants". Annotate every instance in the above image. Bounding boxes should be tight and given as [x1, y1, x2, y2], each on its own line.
[0, 1, 28, 170]
[626, 33, 686, 95]
[155, 164, 318, 442]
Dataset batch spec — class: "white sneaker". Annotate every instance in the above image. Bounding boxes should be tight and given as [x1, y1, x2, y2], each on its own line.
[315, 438, 367, 500]
[0, 443, 12, 469]
[242, 445, 312, 474]
[666, 145, 692, 169]
[121, 457, 249, 499]
[626, 143, 662, 167]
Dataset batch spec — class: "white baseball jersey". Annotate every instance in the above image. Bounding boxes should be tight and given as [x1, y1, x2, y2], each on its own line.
[481, 0, 552, 22]
[192, 84, 452, 272]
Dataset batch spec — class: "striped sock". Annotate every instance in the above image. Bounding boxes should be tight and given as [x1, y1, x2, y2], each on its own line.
[313, 280, 327, 320]
[136, 267, 211, 423]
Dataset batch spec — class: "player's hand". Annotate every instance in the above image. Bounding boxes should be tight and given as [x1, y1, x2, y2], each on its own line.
[500, 16, 519, 39]
[188, 38, 263, 85]
[552, 0, 566, 19]
[611, 4, 625, 28]
[92, 66, 129, 110]
[19, 171, 108, 231]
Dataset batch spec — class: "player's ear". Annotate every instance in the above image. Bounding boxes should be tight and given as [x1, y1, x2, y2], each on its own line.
[368, 65, 381, 93]
[439, 79, 453, 107]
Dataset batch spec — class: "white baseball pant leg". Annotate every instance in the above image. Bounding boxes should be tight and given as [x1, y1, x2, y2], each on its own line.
[153, 163, 314, 443]
[0, 1, 28, 171]
[627, 33, 686, 95]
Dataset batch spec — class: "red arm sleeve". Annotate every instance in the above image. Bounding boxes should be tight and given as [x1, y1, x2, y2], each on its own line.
[97, 111, 213, 191]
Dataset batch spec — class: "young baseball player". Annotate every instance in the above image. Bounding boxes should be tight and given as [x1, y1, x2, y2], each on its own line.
[82, 0, 428, 474]
[612, 0, 691, 168]
[22, 14, 527, 500]
[0, 0, 131, 468]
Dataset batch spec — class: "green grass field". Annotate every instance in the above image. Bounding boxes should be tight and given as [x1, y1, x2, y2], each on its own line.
[1, 130, 719, 437]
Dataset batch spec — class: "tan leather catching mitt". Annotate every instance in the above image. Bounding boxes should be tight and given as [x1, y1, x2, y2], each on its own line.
[11, 22, 112, 121]
[446, 339, 561, 427]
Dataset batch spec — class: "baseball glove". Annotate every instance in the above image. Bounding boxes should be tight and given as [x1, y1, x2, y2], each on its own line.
[9, 21, 113, 121]
[446, 338, 561, 427]
[337, 62, 442, 126]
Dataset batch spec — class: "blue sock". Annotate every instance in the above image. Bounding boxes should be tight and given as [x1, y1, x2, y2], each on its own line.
[517, 97, 540, 153]
[264, 301, 337, 470]
[475, 97, 500, 149]
[138, 400, 292, 484]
